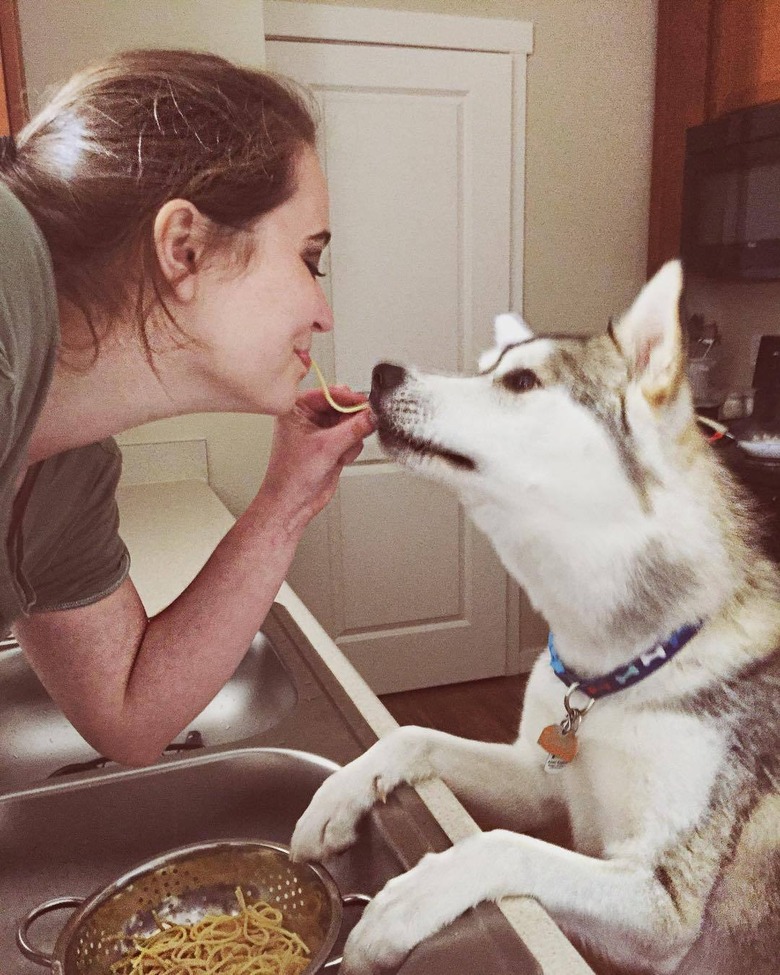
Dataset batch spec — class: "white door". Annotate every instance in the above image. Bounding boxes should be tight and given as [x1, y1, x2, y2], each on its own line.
[267, 38, 516, 693]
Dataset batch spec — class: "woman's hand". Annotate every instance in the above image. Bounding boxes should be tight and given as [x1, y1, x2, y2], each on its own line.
[255, 385, 376, 537]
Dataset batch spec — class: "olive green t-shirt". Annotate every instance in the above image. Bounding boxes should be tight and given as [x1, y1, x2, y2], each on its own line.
[0, 183, 129, 634]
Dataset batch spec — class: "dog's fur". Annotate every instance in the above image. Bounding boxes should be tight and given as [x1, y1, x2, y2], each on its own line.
[291, 262, 780, 975]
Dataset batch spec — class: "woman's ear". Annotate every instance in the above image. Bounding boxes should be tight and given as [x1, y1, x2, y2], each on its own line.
[153, 199, 208, 302]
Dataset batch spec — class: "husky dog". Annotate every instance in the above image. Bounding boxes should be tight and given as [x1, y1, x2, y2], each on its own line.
[291, 262, 780, 975]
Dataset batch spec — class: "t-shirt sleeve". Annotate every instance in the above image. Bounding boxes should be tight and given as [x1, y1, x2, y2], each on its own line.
[0, 184, 60, 631]
[23, 440, 130, 613]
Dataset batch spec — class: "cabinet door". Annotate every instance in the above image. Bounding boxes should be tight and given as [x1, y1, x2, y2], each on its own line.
[647, 0, 713, 275]
[268, 39, 514, 693]
[708, 0, 780, 116]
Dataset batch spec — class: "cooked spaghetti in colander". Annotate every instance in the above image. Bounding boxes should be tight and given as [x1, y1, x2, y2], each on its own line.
[110, 887, 311, 974]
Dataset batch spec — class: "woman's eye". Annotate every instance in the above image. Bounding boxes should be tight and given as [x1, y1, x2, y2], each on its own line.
[304, 256, 326, 278]
[501, 368, 540, 393]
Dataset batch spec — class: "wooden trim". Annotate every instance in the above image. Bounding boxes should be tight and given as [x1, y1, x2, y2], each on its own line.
[707, 0, 780, 116]
[0, 0, 27, 134]
[0, 41, 10, 137]
[647, 0, 714, 277]
[264, 1, 533, 54]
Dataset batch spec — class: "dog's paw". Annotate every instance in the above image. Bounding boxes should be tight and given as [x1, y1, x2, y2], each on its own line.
[339, 848, 472, 974]
[291, 763, 384, 863]
[292, 729, 432, 863]
[339, 872, 428, 974]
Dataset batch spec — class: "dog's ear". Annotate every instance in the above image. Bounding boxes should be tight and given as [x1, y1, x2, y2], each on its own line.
[613, 260, 684, 408]
[494, 312, 533, 348]
[479, 313, 534, 372]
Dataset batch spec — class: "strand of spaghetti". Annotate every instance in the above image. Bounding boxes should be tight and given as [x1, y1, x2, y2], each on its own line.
[110, 890, 311, 975]
[310, 357, 370, 413]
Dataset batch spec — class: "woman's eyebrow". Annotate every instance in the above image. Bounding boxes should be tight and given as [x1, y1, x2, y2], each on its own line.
[307, 230, 331, 247]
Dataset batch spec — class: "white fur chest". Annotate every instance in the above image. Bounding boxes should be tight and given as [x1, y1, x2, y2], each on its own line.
[520, 661, 727, 859]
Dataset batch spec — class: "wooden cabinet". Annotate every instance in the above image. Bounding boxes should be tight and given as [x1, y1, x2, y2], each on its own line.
[0, 0, 26, 137]
[709, 0, 780, 116]
[648, 0, 780, 275]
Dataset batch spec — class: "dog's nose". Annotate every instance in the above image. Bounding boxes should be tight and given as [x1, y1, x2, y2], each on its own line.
[371, 363, 407, 398]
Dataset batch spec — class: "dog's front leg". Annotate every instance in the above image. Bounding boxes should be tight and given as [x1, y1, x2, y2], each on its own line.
[341, 830, 697, 975]
[291, 726, 556, 863]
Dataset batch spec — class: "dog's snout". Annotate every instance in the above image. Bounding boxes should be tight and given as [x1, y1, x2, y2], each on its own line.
[371, 363, 407, 398]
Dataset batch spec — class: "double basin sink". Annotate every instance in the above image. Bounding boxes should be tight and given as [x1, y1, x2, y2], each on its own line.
[0, 604, 541, 974]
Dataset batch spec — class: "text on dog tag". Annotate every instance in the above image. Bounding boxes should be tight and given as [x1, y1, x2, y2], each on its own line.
[537, 723, 578, 764]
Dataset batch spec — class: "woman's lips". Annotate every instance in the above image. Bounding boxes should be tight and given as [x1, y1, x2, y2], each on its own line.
[295, 349, 311, 370]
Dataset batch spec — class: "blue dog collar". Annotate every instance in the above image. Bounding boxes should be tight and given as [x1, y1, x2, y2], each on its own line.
[547, 621, 703, 700]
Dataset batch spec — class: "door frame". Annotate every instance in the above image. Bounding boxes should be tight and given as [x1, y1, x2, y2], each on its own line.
[264, 1, 536, 675]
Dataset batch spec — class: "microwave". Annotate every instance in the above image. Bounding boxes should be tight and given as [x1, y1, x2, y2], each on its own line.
[681, 100, 780, 280]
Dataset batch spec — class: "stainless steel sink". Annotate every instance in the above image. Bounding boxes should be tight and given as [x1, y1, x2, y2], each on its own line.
[0, 631, 297, 797]
[0, 606, 545, 974]
[2, 747, 402, 974]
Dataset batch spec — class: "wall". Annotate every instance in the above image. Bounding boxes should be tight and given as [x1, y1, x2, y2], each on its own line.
[16, 0, 658, 512]
[17, 0, 266, 90]
[684, 275, 780, 397]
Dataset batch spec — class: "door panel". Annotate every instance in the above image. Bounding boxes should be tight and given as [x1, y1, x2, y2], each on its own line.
[339, 469, 462, 632]
[324, 89, 462, 383]
[268, 39, 513, 692]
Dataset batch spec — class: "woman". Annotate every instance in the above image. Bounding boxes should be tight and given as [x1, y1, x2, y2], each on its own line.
[0, 49, 375, 766]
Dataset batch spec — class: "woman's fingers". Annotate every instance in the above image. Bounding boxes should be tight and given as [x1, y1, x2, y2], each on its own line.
[340, 442, 365, 467]
[258, 386, 375, 527]
[298, 385, 370, 421]
[300, 389, 376, 443]
[322, 408, 376, 454]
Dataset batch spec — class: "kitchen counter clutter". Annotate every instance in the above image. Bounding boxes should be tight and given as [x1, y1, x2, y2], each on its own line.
[0, 477, 591, 974]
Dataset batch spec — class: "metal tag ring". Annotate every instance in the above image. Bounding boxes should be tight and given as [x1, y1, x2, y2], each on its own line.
[564, 683, 596, 720]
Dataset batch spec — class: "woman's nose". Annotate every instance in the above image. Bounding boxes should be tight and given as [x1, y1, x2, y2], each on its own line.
[313, 292, 334, 333]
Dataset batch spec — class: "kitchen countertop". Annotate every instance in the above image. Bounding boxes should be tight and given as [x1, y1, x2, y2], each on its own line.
[116, 477, 593, 975]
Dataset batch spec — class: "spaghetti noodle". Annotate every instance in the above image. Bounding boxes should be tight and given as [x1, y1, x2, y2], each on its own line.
[310, 357, 370, 414]
[111, 888, 312, 975]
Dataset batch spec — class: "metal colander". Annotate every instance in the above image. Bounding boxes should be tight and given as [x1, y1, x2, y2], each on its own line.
[17, 839, 370, 975]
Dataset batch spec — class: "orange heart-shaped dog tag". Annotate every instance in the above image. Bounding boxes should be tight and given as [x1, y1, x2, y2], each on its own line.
[537, 723, 578, 764]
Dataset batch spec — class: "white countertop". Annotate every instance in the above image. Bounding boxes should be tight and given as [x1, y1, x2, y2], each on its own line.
[116, 477, 592, 975]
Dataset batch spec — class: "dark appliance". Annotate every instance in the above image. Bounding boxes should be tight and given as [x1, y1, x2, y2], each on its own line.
[719, 336, 780, 562]
[681, 100, 780, 280]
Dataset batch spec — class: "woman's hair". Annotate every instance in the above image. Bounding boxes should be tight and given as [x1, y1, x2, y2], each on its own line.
[0, 49, 317, 357]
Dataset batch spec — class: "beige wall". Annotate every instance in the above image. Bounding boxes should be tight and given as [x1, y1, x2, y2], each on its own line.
[17, 0, 658, 512]
[18, 0, 267, 98]
[684, 275, 780, 398]
[293, 0, 658, 335]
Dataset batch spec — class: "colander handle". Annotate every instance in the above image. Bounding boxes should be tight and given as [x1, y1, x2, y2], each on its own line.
[322, 893, 372, 970]
[16, 896, 84, 967]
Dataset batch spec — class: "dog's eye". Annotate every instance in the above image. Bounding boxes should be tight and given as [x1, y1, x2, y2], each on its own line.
[501, 368, 540, 393]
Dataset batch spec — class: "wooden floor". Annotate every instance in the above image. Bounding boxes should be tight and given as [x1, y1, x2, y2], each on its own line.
[379, 672, 528, 743]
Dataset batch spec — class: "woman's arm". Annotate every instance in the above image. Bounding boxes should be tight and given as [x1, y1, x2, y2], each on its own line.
[14, 388, 375, 766]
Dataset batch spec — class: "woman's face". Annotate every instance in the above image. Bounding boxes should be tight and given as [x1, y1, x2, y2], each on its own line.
[183, 147, 334, 414]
